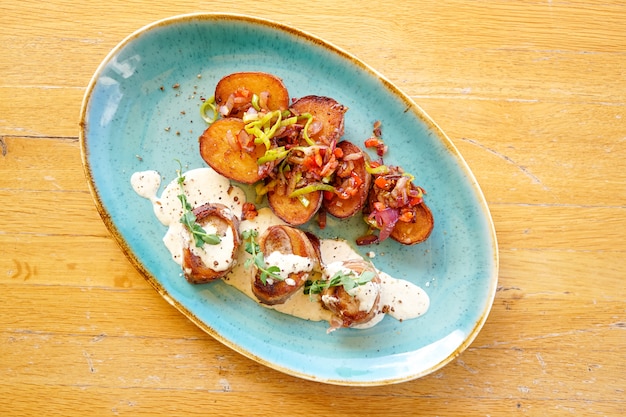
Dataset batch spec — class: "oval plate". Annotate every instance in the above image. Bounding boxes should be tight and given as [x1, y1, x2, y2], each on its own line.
[79, 13, 498, 386]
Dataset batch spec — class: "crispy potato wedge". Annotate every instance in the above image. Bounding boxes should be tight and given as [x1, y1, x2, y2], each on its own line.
[199, 118, 272, 184]
[252, 225, 320, 305]
[323, 141, 372, 218]
[390, 202, 434, 245]
[290, 95, 347, 145]
[214, 72, 290, 118]
[182, 203, 241, 284]
[267, 186, 323, 226]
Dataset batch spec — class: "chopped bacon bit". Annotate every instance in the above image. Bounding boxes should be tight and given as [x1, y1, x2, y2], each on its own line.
[259, 91, 270, 111]
[356, 234, 379, 246]
[342, 152, 363, 162]
[242, 202, 258, 220]
[237, 129, 254, 152]
[225, 129, 240, 151]
[373, 201, 386, 212]
[235, 87, 251, 99]
[365, 121, 388, 156]
[351, 171, 363, 187]
[317, 207, 327, 229]
[220, 94, 235, 116]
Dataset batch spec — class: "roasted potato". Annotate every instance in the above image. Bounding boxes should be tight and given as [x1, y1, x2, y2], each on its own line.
[199, 117, 273, 184]
[267, 185, 323, 226]
[252, 225, 320, 305]
[364, 168, 435, 245]
[214, 72, 290, 118]
[290, 95, 347, 145]
[390, 202, 434, 245]
[323, 141, 372, 218]
[182, 203, 241, 284]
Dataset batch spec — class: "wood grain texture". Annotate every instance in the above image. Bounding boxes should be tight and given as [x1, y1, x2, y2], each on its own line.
[1, 0, 625, 416]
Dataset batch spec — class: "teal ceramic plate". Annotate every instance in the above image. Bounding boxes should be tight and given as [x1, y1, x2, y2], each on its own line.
[80, 13, 498, 385]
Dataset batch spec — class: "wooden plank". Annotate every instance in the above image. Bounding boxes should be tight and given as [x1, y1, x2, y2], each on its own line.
[0, 270, 622, 348]
[1, 383, 620, 416]
[0, 330, 623, 411]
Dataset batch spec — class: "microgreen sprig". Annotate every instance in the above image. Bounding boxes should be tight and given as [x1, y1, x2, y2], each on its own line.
[175, 161, 221, 247]
[304, 269, 376, 295]
[241, 229, 284, 285]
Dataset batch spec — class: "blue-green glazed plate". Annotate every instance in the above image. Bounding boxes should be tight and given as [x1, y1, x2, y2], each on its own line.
[80, 13, 498, 386]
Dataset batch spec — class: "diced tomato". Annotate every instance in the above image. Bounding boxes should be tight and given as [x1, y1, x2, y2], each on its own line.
[315, 151, 323, 167]
[409, 196, 423, 206]
[235, 87, 251, 98]
[333, 147, 344, 158]
[323, 190, 335, 201]
[374, 176, 392, 190]
[399, 210, 414, 222]
[373, 201, 386, 212]
[350, 171, 363, 188]
[365, 137, 383, 148]
[303, 155, 320, 171]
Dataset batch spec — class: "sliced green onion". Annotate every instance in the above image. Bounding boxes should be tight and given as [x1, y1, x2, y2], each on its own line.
[244, 110, 282, 150]
[289, 182, 336, 198]
[365, 161, 390, 175]
[255, 180, 275, 196]
[403, 172, 416, 182]
[298, 195, 310, 207]
[257, 147, 290, 165]
[251, 94, 261, 111]
[299, 113, 315, 146]
[200, 96, 218, 124]
[280, 116, 299, 126]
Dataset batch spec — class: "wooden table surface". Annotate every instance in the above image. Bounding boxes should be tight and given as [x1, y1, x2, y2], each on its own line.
[2, 1, 624, 415]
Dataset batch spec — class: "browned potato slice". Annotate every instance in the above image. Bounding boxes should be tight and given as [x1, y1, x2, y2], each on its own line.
[290, 96, 347, 145]
[323, 141, 372, 218]
[252, 225, 320, 305]
[214, 72, 290, 118]
[267, 186, 323, 226]
[182, 203, 241, 284]
[321, 259, 381, 330]
[199, 118, 272, 184]
[390, 202, 434, 245]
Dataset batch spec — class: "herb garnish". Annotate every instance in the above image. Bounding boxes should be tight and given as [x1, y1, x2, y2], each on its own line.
[241, 229, 284, 285]
[304, 269, 376, 295]
[175, 161, 221, 247]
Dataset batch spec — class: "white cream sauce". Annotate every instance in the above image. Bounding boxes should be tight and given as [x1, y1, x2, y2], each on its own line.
[264, 251, 315, 282]
[131, 167, 430, 330]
